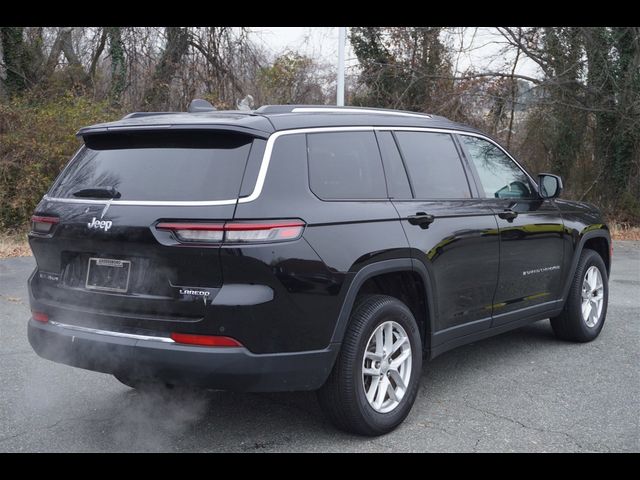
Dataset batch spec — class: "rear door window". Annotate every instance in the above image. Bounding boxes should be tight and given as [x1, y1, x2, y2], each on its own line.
[306, 131, 387, 200]
[49, 131, 255, 201]
[394, 131, 471, 199]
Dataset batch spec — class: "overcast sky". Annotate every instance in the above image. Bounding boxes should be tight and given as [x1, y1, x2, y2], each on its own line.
[248, 27, 540, 78]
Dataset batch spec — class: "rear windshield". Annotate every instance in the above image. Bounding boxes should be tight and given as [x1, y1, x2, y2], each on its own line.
[49, 131, 255, 201]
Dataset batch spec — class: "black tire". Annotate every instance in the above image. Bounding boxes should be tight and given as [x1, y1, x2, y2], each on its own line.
[317, 294, 423, 436]
[551, 249, 608, 342]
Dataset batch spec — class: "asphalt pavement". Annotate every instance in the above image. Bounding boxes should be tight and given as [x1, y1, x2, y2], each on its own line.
[1, 242, 638, 452]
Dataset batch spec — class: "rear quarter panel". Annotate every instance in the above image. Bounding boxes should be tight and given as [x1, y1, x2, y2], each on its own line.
[230, 133, 409, 352]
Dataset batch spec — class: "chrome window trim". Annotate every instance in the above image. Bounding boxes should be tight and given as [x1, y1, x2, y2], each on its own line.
[454, 133, 537, 188]
[49, 320, 176, 343]
[42, 125, 533, 207]
[374, 127, 537, 187]
[241, 126, 374, 204]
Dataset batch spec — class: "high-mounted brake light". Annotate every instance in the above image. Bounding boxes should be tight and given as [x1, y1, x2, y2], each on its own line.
[30, 215, 59, 234]
[170, 332, 243, 347]
[156, 220, 305, 244]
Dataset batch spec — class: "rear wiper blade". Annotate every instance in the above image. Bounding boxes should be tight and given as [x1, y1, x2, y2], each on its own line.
[72, 186, 121, 199]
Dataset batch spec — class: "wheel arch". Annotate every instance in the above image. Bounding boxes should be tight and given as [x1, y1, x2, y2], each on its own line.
[582, 235, 611, 275]
[329, 259, 436, 354]
[561, 229, 611, 302]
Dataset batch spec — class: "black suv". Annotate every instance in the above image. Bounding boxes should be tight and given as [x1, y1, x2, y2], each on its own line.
[27, 103, 611, 435]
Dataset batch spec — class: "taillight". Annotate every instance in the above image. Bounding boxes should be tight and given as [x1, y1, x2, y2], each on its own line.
[156, 220, 305, 244]
[224, 221, 305, 243]
[156, 223, 224, 243]
[32, 311, 49, 323]
[170, 332, 243, 347]
[30, 215, 59, 234]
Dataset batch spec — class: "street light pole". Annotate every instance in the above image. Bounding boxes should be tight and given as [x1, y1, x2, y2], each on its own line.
[337, 27, 346, 106]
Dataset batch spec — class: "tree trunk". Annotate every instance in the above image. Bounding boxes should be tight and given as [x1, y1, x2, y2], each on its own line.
[583, 27, 618, 203]
[44, 30, 64, 75]
[542, 27, 586, 182]
[143, 27, 190, 109]
[59, 27, 88, 85]
[88, 28, 107, 82]
[0, 27, 27, 94]
[107, 27, 126, 104]
[608, 27, 640, 214]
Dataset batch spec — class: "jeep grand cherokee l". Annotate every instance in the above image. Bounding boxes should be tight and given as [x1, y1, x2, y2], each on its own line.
[27, 103, 611, 435]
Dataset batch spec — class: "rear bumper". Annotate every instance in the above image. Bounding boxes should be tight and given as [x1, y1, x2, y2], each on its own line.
[28, 319, 339, 392]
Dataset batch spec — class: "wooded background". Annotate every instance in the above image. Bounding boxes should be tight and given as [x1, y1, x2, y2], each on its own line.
[0, 27, 638, 230]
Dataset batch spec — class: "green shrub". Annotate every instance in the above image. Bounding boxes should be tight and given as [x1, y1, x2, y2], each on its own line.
[0, 94, 121, 229]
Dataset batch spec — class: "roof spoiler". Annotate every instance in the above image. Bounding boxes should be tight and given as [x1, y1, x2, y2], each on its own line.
[120, 99, 217, 120]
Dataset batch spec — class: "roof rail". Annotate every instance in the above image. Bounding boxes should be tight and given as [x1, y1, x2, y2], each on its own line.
[255, 105, 301, 114]
[255, 104, 432, 119]
[293, 107, 432, 119]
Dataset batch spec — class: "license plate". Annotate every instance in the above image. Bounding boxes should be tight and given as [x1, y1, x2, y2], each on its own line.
[85, 257, 131, 293]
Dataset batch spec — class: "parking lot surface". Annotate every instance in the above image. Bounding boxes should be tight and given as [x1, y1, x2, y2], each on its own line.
[0, 242, 638, 452]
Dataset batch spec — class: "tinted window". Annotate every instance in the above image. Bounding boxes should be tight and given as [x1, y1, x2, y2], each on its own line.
[49, 131, 253, 201]
[307, 131, 387, 200]
[460, 135, 534, 199]
[394, 132, 471, 199]
[376, 131, 412, 199]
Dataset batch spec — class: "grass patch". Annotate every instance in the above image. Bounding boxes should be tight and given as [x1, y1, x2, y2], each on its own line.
[0, 231, 31, 258]
[610, 222, 640, 241]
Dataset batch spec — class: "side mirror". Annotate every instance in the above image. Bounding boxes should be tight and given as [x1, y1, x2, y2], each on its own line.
[538, 173, 563, 199]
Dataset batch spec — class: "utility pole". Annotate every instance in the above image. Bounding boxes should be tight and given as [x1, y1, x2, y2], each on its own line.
[337, 27, 346, 106]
